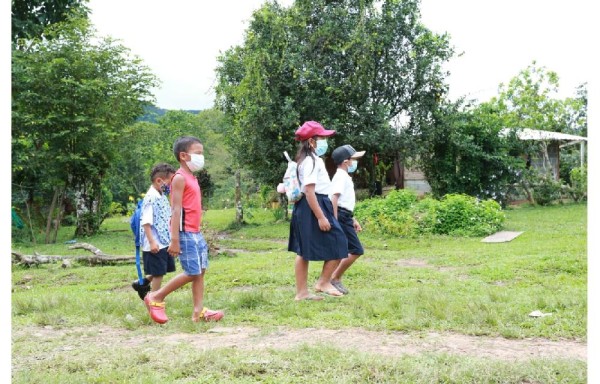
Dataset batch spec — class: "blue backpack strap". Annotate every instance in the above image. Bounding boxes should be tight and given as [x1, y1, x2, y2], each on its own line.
[130, 199, 144, 282]
[130, 199, 143, 247]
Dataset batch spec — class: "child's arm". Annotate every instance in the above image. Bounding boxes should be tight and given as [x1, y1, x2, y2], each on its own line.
[167, 174, 185, 257]
[331, 193, 340, 219]
[304, 183, 331, 232]
[143, 223, 159, 253]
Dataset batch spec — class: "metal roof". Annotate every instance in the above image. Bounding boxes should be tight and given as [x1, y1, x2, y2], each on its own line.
[500, 128, 587, 142]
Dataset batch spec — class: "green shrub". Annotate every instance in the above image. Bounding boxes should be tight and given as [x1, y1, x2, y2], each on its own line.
[355, 190, 504, 237]
[434, 194, 504, 236]
[410, 196, 439, 235]
[567, 166, 587, 202]
[108, 202, 126, 216]
[529, 172, 564, 206]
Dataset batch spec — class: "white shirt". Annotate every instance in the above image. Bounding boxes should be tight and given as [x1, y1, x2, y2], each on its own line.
[298, 155, 331, 195]
[329, 168, 356, 212]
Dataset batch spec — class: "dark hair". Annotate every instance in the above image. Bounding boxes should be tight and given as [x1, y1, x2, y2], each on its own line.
[150, 163, 176, 182]
[173, 136, 202, 162]
[295, 137, 316, 175]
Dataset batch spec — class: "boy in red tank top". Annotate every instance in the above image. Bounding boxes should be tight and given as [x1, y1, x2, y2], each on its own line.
[143, 136, 224, 324]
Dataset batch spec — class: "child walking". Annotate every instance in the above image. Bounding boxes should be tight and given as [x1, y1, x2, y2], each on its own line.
[144, 136, 224, 324]
[288, 121, 349, 300]
[139, 163, 177, 294]
[329, 145, 366, 295]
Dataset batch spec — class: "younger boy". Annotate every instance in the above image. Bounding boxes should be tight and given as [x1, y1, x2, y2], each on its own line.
[140, 163, 177, 293]
[328, 145, 366, 295]
[143, 136, 224, 324]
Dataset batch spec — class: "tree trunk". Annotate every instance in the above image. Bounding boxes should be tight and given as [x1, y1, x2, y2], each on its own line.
[51, 187, 65, 244]
[235, 170, 243, 223]
[45, 188, 59, 244]
[24, 199, 36, 245]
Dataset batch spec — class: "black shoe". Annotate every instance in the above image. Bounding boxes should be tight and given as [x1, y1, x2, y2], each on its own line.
[132, 278, 151, 300]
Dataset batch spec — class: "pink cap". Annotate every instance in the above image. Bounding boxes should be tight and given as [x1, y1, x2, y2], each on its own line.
[294, 121, 336, 141]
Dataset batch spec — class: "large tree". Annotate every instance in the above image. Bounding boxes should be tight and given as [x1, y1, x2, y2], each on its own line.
[12, 0, 89, 42]
[215, 0, 453, 186]
[417, 99, 524, 206]
[12, 18, 158, 238]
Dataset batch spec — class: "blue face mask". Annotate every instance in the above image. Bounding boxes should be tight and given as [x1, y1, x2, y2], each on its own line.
[160, 183, 170, 195]
[315, 139, 328, 157]
[347, 160, 358, 173]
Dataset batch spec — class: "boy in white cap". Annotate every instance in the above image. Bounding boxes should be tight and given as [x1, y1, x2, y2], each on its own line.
[329, 144, 366, 294]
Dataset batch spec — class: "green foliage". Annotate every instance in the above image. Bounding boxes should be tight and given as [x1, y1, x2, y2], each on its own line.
[567, 166, 587, 202]
[108, 201, 126, 217]
[355, 189, 504, 237]
[516, 168, 566, 206]
[417, 99, 524, 207]
[418, 63, 587, 208]
[524, 171, 564, 206]
[215, 0, 453, 186]
[12, 17, 158, 237]
[105, 108, 233, 210]
[11, 0, 90, 42]
[434, 194, 505, 236]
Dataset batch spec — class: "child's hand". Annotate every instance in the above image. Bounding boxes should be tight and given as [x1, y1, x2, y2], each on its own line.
[150, 240, 159, 253]
[167, 242, 180, 257]
[318, 217, 331, 232]
[353, 219, 362, 232]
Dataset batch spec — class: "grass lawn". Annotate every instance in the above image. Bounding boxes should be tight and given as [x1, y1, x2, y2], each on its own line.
[11, 203, 587, 383]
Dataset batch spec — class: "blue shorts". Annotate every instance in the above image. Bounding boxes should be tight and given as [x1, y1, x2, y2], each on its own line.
[179, 231, 209, 276]
[143, 247, 176, 276]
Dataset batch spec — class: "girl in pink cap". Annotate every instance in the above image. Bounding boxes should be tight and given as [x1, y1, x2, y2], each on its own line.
[288, 121, 348, 300]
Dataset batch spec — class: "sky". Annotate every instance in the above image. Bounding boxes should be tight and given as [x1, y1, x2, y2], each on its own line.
[86, 0, 595, 111]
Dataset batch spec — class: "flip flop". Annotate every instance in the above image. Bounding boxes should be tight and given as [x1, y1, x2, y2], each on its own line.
[295, 294, 324, 301]
[330, 280, 349, 295]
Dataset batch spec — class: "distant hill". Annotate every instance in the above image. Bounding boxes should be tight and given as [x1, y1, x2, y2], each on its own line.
[137, 105, 202, 123]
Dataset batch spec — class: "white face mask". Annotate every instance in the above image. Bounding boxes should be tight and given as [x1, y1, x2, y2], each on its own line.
[186, 153, 205, 172]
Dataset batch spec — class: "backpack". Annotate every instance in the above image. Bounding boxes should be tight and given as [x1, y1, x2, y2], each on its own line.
[281, 151, 303, 203]
[129, 199, 143, 247]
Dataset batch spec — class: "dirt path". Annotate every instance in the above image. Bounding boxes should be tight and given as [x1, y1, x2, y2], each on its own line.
[14, 325, 586, 362]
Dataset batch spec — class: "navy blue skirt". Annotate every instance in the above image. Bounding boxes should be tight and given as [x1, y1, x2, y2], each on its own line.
[288, 194, 348, 261]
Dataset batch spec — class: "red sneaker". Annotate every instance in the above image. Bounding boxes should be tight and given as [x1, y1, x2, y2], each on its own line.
[144, 294, 168, 324]
[196, 307, 224, 322]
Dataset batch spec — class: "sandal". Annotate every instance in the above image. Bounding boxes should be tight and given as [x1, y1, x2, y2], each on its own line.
[132, 278, 151, 300]
[144, 294, 168, 324]
[331, 280, 349, 295]
[193, 307, 224, 322]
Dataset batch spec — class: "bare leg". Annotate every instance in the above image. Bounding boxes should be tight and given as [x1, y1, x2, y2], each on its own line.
[147, 273, 194, 303]
[191, 271, 205, 321]
[331, 254, 361, 282]
[314, 259, 343, 295]
[295, 255, 310, 300]
[150, 275, 163, 291]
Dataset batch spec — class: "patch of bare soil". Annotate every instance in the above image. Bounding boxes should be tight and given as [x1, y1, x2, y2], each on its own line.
[13, 325, 586, 362]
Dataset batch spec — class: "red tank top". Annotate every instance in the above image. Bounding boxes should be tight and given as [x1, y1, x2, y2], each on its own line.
[172, 168, 202, 232]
